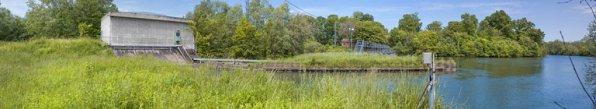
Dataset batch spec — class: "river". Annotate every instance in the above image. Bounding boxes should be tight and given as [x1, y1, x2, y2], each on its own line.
[274, 55, 596, 108]
[443, 55, 595, 108]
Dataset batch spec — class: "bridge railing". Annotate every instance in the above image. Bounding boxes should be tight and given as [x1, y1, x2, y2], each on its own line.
[354, 40, 395, 55]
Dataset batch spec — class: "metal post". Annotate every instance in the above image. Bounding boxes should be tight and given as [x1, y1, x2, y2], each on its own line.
[429, 53, 435, 109]
[350, 28, 353, 50]
[422, 52, 435, 109]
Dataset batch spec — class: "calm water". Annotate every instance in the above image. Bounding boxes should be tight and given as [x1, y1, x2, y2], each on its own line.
[442, 55, 595, 108]
[274, 55, 596, 108]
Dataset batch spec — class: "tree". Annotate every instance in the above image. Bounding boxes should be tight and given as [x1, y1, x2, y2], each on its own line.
[339, 17, 357, 39]
[587, 19, 596, 44]
[245, 0, 272, 29]
[512, 17, 544, 45]
[445, 21, 464, 33]
[188, 0, 231, 58]
[461, 13, 478, 35]
[353, 21, 387, 44]
[313, 16, 328, 45]
[0, 5, 28, 41]
[362, 13, 374, 21]
[323, 14, 339, 45]
[352, 11, 363, 21]
[397, 12, 422, 33]
[74, 0, 118, 37]
[232, 17, 262, 59]
[286, 14, 314, 56]
[412, 31, 438, 55]
[484, 10, 513, 40]
[25, 0, 117, 38]
[388, 28, 406, 47]
[425, 21, 442, 32]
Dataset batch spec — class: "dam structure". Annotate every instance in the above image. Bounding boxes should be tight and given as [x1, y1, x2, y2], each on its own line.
[100, 12, 198, 64]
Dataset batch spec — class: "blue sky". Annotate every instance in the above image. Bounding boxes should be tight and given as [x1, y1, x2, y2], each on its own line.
[1, 0, 594, 42]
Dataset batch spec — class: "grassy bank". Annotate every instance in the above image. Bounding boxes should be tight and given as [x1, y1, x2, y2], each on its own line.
[258, 53, 455, 68]
[0, 38, 450, 108]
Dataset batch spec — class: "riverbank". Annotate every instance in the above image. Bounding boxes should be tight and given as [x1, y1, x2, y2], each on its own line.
[235, 53, 456, 71]
[0, 38, 450, 108]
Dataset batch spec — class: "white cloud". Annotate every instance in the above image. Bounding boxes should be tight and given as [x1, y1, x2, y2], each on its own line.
[575, 5, 594, 14]
[1, 0, 29, 17]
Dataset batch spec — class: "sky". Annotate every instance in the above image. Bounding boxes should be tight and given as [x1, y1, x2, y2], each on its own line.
[1, 0, 594, 42]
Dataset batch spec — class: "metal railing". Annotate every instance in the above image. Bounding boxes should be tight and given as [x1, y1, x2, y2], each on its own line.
[353, 40, 395, 55]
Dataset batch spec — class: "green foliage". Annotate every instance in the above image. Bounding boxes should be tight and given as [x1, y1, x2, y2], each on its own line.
[0, 38, 453, 108]
[425, 21, 442, 32]
[353, 21, 387, 44]
[398, 12, 422, 33]
[265, 53, 431, 68]
[352, 11, 374, 21]
[232, 17, 263, 59]
[188, 0, 233, 58]
[77, 23, 93, 37]
[412, 31, 438, 55]
[483, 10, 513, 40]
[545, 38, 596, 56]
[544, 19, 596, 56]
[0, 6, 28, 41]
[261, 53, 455, 68]
[304, 41, 323, 53]
[393, 11, 545, 57]
[188, 1, 313, 59]
[460, 13, 478, 35]
[25, 0, 117, 38]
[388, 28, 406, 47]
[285, 14, 313, 56]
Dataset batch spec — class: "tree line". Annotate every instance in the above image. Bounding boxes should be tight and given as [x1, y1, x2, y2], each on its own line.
[191, 0, 547, 59]
[0, 0, 117, 41]
[1, 0, 550, 59]
[389, 11, 546, 57]
[543, 19, 596, 56]
[187, 0, 394, 59]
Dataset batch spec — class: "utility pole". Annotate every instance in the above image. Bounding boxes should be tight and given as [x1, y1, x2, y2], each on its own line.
[349, 27, 354, 51]
[334, 21, 337, 47]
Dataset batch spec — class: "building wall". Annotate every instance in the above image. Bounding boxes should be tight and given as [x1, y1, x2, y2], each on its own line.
[101, 15, 111, 42]
[101, 13, 195, 50]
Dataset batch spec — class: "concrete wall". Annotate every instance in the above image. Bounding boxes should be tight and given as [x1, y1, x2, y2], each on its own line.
[101, 12, 195, 50]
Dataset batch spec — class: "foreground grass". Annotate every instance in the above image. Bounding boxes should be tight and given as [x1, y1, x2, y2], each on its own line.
[0, 38, 450, 108]
[259, 53, 455, 68]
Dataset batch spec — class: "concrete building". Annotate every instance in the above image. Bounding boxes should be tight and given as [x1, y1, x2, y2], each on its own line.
[101, 12, 195, 50]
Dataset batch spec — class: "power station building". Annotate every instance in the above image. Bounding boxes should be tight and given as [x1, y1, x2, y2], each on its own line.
[100, 12, 195, 50]
[100, 12, 199, 63]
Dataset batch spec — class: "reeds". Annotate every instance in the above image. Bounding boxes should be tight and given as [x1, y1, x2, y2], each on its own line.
[261, 52, 454, 68]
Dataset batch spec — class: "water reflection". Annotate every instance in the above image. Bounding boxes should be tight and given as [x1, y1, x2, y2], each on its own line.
[453, 57, 543, 78]
[271, 55, 596, 108]
[442, 55, 594, 109]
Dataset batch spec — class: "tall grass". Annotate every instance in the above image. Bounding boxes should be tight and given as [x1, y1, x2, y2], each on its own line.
[0, 38, 451, 108]
[261, 52, 455, 68]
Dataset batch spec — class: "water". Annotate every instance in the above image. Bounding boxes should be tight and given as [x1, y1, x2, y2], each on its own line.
[441, 55, 595, 108]
[274, 55, 596, 108]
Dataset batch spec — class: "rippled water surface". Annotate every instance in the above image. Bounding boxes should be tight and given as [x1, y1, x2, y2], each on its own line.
[274, 55, 596, 108]
[441, 55, 595, 108]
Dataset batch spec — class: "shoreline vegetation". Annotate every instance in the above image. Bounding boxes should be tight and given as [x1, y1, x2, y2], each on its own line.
[0, 38, 453, 108]
[261, 53, 455, 68]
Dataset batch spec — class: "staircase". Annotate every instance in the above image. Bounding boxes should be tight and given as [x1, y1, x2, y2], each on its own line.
[353, 40, 365, 54]
[176, 46, 193, 62]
